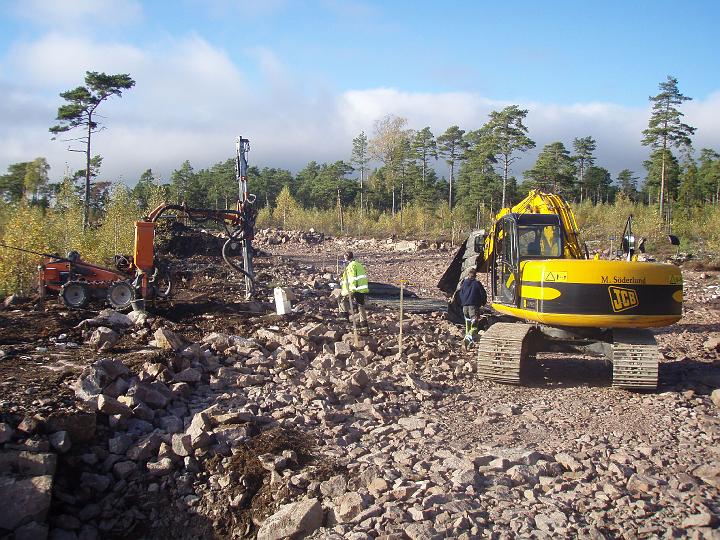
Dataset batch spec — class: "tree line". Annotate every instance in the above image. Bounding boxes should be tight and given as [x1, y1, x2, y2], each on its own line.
[1, 74, 719, 223]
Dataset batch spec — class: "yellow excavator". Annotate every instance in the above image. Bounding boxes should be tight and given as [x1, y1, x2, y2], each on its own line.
[438, 190, 683, 390]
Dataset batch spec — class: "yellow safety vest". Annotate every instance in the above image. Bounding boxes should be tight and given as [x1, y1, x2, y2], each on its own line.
[341, 260, 369, 295]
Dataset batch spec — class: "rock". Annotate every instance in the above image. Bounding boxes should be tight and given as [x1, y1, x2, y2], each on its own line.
[103, 377, 129, 398]
[202, 332, 230, 352]
[108, 434, 132, 455]
[113, 461, 137, 480]
[88, 326, 120, 351]
[0, 451, 57, 476]
[335, 491, 366, 522]
[350, 368, 369, 388]
[49, 431, 72, 453]
[300, 323, 325, 338]
[80, 472, 110, 493]
[127, 310, 148, 326]
[682, 511, 716, 528]
[555, 452, 583, 472]
[97, 394, 132, 417]
[703, 335, 720, 352]
[256, 498, 323, 540]
[159, 415, 183, 434]
[320, 474, 347, 498]
[403, 522, 437, 540]
[129, 383, 169, 409]
[711, 389, 720, 408]
[534, 510, 568, 532]
[0, 475, 53, 530]
[126, 433, 162, 462]
[0, 422, 14, 443]
[96, 309, 133, 328]
[46, 412, 96, 444]
[171, 434, 193, 457]
[334, 341, 352, 359]
[627, 473, 664, 494]
[174, 367, 202, 383]
[258, 453, 286, 472]
[146, 458, 174, 476]
[154, 327, 185, 351]
[187, 413, 213, 450]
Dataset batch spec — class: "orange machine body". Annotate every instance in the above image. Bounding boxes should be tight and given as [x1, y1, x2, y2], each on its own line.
[134, 221, 156, 273]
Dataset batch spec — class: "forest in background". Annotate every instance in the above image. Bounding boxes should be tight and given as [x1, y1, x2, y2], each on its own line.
[1, 75, 719, 295]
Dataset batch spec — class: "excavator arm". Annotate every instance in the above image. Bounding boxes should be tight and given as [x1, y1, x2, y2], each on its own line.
[482, 189, 586, 265]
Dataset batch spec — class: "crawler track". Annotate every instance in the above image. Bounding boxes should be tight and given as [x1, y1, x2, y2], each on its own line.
[611, 329, 659, 390]
[477, 322, 533, 384]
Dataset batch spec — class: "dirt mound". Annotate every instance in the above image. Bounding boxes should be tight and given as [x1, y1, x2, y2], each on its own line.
[155, 220, 226, 257]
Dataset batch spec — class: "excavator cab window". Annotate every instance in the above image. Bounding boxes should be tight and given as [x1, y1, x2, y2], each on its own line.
[518, 224, 562, 258]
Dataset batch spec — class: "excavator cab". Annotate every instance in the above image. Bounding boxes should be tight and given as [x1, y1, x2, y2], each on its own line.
[491, 213, 564, 307]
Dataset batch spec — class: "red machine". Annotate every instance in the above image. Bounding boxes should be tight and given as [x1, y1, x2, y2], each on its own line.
[34, 136, 257, 310]
[37, 198, 256, 309]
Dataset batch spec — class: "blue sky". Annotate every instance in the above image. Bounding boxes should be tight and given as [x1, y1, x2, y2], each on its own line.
[0, 0, 718, 183]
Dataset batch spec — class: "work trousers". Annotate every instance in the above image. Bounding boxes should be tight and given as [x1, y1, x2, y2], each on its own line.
[338, 293, 368, 324]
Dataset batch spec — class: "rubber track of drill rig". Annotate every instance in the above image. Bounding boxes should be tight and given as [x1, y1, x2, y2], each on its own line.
[476, 322, 534, 384]
[611, 329, 659, 390]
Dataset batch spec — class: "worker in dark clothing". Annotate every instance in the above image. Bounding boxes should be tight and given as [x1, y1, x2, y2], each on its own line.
[459, 268, 487, 348]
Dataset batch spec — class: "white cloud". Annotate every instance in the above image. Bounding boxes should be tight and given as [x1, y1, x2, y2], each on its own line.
[1, 33, 719, 187]
[8, 0, 143, 28]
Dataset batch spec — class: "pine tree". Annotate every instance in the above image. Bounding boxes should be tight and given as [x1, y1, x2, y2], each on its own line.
[485, 106, 535, 208]
[50, 71, 135, 229]
[351, 132, 370, 213]
[437, 126, 468, 209]
[617, 169, 638, 201]
[410, 127, 438, 194]
[524, 142, 575, 193]
[641, 75, 695, 216]
[572, 136, 596, 202]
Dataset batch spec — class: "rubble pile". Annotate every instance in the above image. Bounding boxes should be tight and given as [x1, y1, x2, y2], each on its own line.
[254, 229, 327, 247]
[1, 237, 719, 538]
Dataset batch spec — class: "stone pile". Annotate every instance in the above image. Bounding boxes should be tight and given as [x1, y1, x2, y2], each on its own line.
[1, 254, 719, 539]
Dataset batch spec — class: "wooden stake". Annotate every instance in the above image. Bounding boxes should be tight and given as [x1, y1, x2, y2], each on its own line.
[398, 279, 406, 357]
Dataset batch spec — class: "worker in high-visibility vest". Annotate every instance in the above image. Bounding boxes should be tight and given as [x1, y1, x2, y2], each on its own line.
[339, 250, 370, 334]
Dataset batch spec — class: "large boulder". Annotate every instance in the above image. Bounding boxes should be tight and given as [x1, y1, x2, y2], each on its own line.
[256, 498, 323, 540]
[0, 475, 53, 530]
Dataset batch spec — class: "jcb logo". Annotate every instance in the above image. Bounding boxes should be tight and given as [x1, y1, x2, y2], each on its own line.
[609, 286, 639, 312]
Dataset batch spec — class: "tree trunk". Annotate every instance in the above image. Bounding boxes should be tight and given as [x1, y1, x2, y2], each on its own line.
[84, 118, 92, 230]
[659, 152, 666, 217]
[448, 161, 454, 209]
[501, 156, 509, 208]
[337, 188, 344, 233]
[359, 167, 364, 216]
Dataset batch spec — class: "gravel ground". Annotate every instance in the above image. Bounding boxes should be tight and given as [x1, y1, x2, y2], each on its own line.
[1, 228, 719, 540]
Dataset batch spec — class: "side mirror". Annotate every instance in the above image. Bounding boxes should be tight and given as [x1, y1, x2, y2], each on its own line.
[668, 235, 680, 246]
[473, 230, 485, 254]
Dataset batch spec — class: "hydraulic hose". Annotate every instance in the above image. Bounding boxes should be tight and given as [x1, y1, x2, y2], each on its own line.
[222, 226, 255, 282]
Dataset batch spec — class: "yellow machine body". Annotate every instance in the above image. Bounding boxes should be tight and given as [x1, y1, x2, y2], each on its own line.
[480, 189, 683, 330]
[493, 259, 683, 328]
